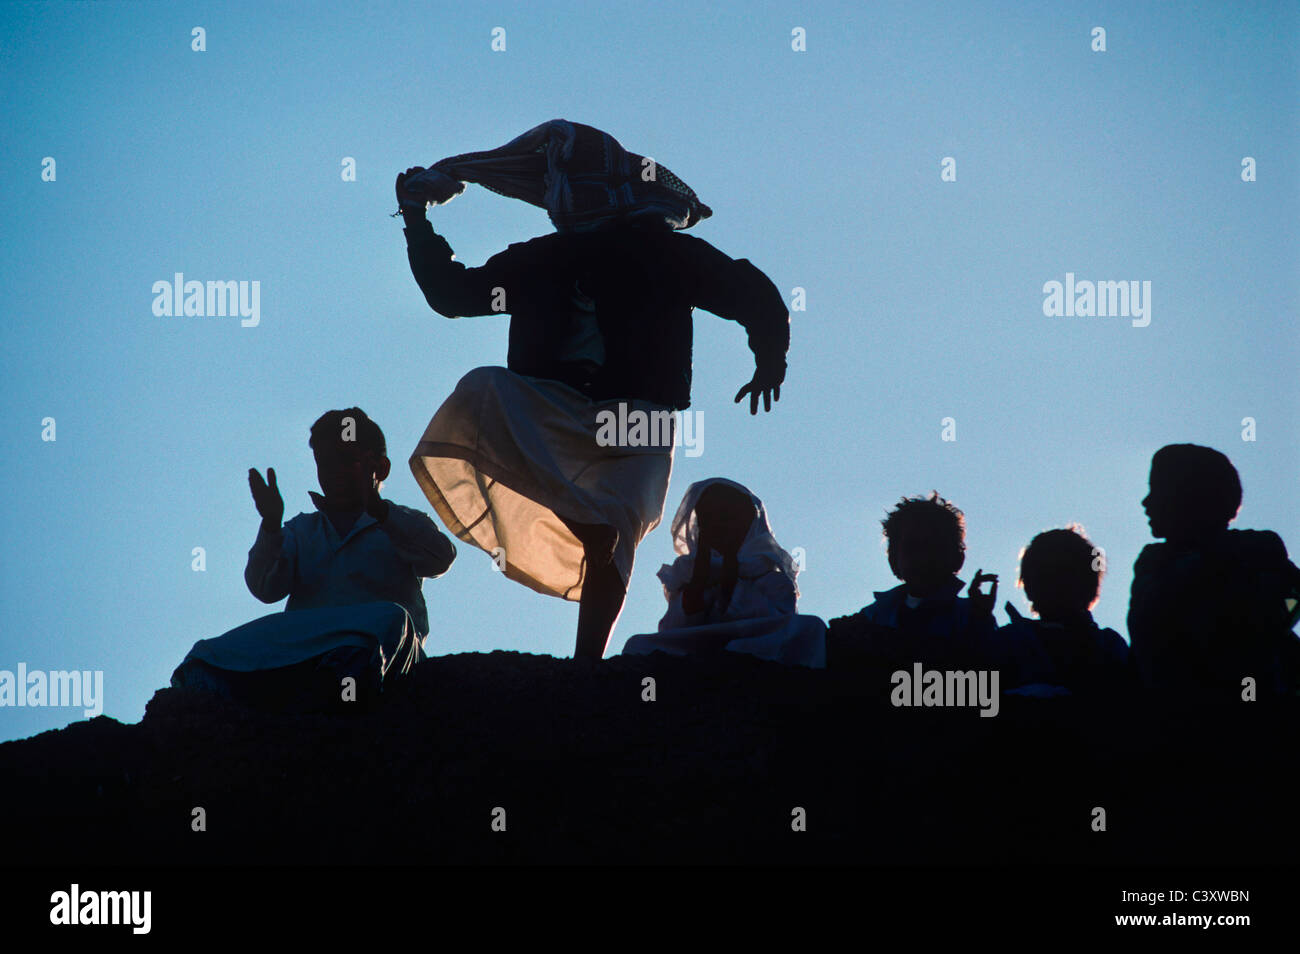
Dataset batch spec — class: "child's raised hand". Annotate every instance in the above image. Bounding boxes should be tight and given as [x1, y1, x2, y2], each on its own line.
[248, 467, 284, 528]
[967, 569, 998, 618]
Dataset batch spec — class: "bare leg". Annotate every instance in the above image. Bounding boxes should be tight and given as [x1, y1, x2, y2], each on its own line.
[560, 518, 625, 659]
[575, 556, 627, 660]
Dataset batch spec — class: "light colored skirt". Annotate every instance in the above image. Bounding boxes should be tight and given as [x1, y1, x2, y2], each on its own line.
[410, 366, 675, 601]
[622, 615, 828, 669]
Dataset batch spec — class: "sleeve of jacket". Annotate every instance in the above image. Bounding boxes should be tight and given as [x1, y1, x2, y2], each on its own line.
[678, 234, 790, 373]
[404, 217, 524, 319]
[377, 503, 457, 579]
[245, 521, 297, 604]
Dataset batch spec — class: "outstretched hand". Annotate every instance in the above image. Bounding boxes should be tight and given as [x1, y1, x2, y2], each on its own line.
[967, 569, 999, 619]
[734, 364, 784, 415]
[249, 467, 284, 528]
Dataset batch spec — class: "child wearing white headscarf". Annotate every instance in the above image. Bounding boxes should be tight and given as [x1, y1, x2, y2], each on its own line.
[623, 478, 826, 667]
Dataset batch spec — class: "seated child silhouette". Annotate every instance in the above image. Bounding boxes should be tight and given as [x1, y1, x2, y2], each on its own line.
[827, 491, 1001, 673]
[1128, 443, 1300, 698]
[621, 478, 825, 668]
[172, 408, 457, 709]
[1000, 525, 1130, 694]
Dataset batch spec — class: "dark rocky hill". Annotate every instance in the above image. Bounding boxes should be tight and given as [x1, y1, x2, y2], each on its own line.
[3, 650, 1296, 865]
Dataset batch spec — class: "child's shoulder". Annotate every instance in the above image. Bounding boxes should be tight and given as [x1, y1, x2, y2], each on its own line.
[828, 585, 904, 626]
[1223, 528, 1289, 563]
[1132, 540, 1169, 569]
[1137, 530, 1292, 578]
[997, 609, 1038, 636]
[283, 510, 321, 532]
[829, 589, 891, 626]
[867, 582, 908, 607]
[1097, 625, 1130, 656]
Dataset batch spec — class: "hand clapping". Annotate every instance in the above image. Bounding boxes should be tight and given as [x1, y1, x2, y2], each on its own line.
[248, 467, 284, 529]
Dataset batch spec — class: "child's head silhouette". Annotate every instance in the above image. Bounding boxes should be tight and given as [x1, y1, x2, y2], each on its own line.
[1142, 444, 1241, 542]
[309, 408, 390, 511]
[882, 491, 966, 597]
[1017, 525, 1103, 620]
[694, 482, 757, 557]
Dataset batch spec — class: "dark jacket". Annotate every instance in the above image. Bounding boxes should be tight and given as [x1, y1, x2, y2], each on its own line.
[999, 604, 1130, 693]
[826, 578, 1003, 673]
[403, 217, 789, 409]
[1128, 528, 1300, 697]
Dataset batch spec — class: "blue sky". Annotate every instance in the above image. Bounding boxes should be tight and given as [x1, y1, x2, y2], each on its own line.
[1, 0, 1296, 742]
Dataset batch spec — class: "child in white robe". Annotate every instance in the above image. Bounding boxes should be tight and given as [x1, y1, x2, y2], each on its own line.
[172, 408, 456, 707]
[622, 478, 825, 668]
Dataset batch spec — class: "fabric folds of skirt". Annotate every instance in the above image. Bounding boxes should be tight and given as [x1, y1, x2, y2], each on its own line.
[410, 366, 675, 601]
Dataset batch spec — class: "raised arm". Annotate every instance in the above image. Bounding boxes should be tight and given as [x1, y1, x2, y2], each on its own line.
[398, 168, 513, 319]
[245, 467, 295, 603]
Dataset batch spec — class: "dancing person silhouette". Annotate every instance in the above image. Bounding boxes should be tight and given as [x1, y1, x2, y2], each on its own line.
[396, 120, 790, 658]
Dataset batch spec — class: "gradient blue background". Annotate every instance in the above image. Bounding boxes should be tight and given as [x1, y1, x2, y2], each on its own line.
[2, 0, 1296, 742]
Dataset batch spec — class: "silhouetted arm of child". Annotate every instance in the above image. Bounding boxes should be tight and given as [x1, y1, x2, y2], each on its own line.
[245, 467, 296, 603]
[965, 569, 1002, 655]
[361, 484, 457, 579]
[967, 569, 999, 619]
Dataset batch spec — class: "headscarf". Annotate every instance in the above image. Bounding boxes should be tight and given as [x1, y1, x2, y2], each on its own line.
[656, 477, 801, 595]
[399, 119, 712, 232]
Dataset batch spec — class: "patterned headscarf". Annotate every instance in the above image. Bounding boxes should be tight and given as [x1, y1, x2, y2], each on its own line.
[399, 119, 712, 232]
